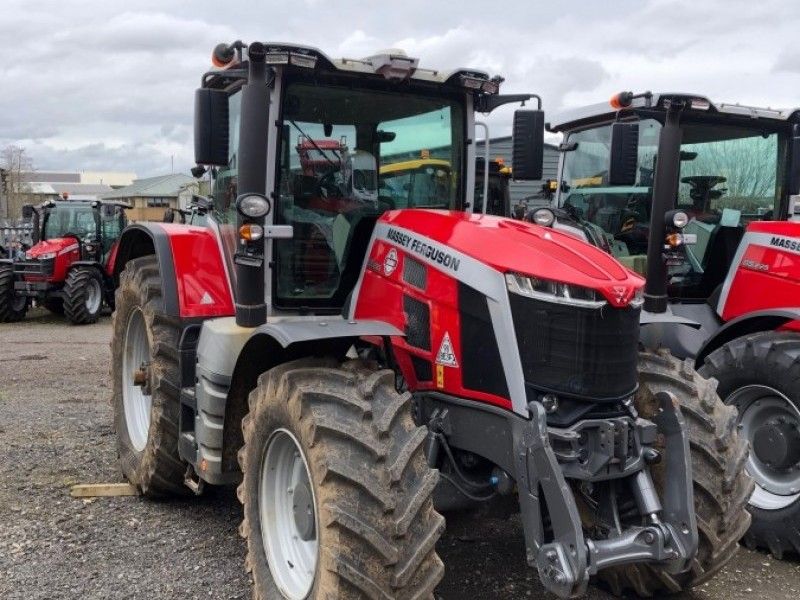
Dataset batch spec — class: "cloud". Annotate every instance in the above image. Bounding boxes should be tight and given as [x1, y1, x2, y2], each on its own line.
[1, 0, 799, 176]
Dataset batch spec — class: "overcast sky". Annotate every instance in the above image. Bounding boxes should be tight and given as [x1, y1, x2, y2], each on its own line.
[2, 0, 799, 178]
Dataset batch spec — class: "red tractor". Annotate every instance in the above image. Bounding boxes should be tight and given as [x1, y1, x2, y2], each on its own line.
[0, 198, 129, 324]
[109, 43, 750, 598]
[545, 92, 800, 558]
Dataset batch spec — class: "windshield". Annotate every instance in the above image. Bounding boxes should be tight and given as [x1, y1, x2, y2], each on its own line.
[559, 117, 783, 297]
[42, 204, 98, 241]
[274, 80, 464, 308]
[560, 119, 781, 251]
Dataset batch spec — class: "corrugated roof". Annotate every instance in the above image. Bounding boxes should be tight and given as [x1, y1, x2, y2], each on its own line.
[102, 174, 195, 199]
[22, 172, 81, 183]
[53, 183, 113, 195]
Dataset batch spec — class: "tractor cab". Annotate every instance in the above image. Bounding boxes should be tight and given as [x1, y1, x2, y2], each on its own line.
[196, 42, 544, 319]
[32, 199, 128, 266]
[548, 93, 796, 304]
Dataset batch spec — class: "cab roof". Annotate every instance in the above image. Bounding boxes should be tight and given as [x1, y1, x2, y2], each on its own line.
[548, 92, 800, 133]
[205, 42, 503, 96]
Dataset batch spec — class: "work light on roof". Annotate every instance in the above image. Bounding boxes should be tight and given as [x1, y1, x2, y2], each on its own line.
[262, 47, 318, 69]
[364, 51, 419, 81]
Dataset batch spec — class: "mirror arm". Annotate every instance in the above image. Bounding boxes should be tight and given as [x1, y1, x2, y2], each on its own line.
[477, 93, 541, 113]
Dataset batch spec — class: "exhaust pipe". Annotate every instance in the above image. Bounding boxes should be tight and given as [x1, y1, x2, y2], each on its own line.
[234, 42, 269, 327]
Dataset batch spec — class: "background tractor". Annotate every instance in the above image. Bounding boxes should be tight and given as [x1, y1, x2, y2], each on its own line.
[0, 198, 129, 324]
[546, 91, 800, 558]
[109, 43, 750, 599]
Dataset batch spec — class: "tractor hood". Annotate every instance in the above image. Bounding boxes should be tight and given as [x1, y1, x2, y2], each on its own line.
[26, 237, 79, 259]
[380, 210, 644, 307]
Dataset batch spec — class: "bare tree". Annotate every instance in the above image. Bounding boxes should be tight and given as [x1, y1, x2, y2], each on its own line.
[679, 135, 777, 214]
[0, 145, 34, 219]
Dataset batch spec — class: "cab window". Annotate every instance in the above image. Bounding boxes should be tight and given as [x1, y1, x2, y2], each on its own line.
[273, 81, 464, 309]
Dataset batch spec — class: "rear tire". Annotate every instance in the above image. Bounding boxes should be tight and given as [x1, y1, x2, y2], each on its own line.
[63, 266, 104, 324]
[600, 350, 753, 596]
[0, 264, 27, 322]
[701, 331, 800, 559]
[238, 358, 445, 599]
[111, 255, 188, 496]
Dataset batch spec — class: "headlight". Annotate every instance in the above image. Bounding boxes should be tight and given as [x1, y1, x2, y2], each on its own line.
[505, 272, 607, 308]
[630, 287, 644, 308]
[32, 251, 57, 260]
[531, 207, 555, 227]
[237, 194, 271, 219]
[672, 211, 689, 228]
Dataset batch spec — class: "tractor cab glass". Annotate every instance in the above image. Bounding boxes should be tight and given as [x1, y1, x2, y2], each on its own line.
[559, 118, 783, 296]
[42, 204, 99, 242]
[559, 119, 661, 257]
[273, 81, 464, 309]
[379, 160, 453, 209]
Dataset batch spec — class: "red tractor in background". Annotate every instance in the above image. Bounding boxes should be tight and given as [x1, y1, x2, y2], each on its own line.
[545, 92, 800, 558]
[108, 43, 751, 599]
[0, 198, 129, 324]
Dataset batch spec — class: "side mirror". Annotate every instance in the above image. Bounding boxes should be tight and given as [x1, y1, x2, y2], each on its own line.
[608, 122, 639, 186]
[163, 208, 175, 223]
[194, 88, 229, 166]
[789, 124, 800, 195]
[512, 109, 544, 180]
[21, 204, 35, 220]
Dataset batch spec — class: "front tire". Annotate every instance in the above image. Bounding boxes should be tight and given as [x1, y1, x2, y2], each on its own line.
[701, 332, 800, 559]
[63, 266, 104, 324]
[238, 358, 445, 599]
[0, 264, 27, 322]
[111, 255, 188, 496]
[600, 350, 753, 596]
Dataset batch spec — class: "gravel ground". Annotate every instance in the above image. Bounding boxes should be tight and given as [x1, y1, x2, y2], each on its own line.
[1, 311, 799, 599]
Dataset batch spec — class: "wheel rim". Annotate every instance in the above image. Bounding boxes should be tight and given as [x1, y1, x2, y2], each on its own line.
[122, 308, 152, 452]
[259, 428, 319, 599]
[727, 384, 800, 510]
[85, 277, 102, 314]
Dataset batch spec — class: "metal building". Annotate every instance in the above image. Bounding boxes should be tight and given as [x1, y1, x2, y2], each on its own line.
[480, 137, 560, 208]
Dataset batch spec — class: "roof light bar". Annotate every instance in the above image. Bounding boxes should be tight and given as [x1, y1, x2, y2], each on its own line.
[262, 47, 318, 69]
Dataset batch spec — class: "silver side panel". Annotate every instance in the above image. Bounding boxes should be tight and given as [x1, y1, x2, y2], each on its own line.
[251, 316, 402, 348]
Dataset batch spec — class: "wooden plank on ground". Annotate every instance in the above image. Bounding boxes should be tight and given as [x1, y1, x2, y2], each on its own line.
[70, 483, 139, 498]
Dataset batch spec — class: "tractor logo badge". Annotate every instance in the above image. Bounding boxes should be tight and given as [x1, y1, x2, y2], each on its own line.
[435, 332, 459, 367]
[384, 248, 398, 276]
[612, 286, 628, 304]
[200, 291, 214, 305]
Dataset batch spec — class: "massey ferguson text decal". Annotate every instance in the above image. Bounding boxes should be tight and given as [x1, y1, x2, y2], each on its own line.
[770, 236, 800, 252]
[386, 227, 461, 272]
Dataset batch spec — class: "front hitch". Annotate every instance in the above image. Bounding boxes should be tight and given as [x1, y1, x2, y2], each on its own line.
[513, 391, 697, 598]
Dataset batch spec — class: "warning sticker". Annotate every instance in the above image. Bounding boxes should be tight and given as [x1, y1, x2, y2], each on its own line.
[384, 247, 398, 276]
[435, 332, 458, 367]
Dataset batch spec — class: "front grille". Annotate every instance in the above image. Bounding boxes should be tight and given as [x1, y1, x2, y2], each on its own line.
[402, 257, 427, 290]
[403, 294, 431, 351]
[13, 259, 55, 277]
[510, 294, 639, 401]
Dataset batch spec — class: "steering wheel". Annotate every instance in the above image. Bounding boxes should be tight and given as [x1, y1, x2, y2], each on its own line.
[317, 171, 343, 198]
